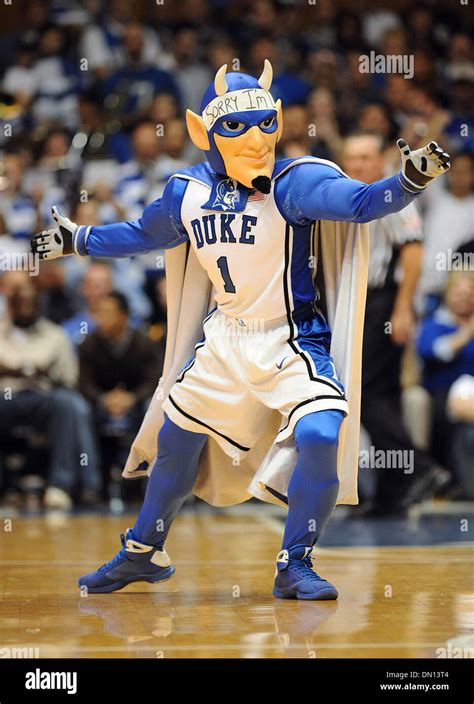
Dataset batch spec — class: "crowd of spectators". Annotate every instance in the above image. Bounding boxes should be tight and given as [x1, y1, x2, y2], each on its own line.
[0, 0, 472, 512]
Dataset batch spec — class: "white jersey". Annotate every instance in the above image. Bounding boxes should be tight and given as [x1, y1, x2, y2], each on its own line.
[177, 176, 316, 323]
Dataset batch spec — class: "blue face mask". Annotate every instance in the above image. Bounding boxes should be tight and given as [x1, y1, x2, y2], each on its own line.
[206, 108, 278, 178]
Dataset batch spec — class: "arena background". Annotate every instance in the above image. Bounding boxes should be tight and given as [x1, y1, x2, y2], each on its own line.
[0, 0, 472, 665]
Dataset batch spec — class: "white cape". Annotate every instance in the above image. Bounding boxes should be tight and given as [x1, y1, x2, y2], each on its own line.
[122, 172, 369, 508]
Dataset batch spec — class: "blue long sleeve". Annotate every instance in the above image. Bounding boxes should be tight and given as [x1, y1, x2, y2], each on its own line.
[74, 177, 189, 257]
[416, 311, 474, 391]
[277, 162, 420, 225]
[417, 317, 445, 361]
[74, 161, 422, 257]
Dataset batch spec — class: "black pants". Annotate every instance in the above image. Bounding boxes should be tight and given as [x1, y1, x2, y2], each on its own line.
[361, 287, 434, 507]
[429, 389, 455, 470]
[452, 423, 474, 499]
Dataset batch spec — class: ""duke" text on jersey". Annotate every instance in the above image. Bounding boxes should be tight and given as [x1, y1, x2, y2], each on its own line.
[190, 215, 257, 248]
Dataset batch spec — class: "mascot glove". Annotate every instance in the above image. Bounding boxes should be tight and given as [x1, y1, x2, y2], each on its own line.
[397, 139, 450, 193]
[31, 206, 77, 260]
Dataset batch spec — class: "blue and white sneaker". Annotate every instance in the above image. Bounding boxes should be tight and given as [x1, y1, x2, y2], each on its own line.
[78, 529, 175, 594]
[273, 545, 338, 600]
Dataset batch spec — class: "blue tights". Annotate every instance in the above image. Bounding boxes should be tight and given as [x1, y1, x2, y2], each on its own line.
[282, 409, 344, 549]
[131, 414, 207, 547]
[131, 409, 344, 551]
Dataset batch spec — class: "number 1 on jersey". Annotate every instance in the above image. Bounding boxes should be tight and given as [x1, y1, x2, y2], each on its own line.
[217, 256, 236, 293]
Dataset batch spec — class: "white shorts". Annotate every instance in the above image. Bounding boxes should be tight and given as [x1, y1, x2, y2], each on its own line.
[162, 309, 349, 459]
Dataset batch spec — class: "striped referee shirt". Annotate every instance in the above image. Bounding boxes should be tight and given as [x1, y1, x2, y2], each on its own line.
[367, 200, 423, 289]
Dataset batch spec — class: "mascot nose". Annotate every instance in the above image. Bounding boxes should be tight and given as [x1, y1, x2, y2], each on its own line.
[245, 125, 266, 150]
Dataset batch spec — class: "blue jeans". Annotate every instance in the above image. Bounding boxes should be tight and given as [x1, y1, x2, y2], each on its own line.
[0, 387, 100, 494]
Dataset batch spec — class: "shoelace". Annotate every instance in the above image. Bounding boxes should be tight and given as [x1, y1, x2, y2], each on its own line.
[98, 533, 127, 573]
[288, 557, 324, 582]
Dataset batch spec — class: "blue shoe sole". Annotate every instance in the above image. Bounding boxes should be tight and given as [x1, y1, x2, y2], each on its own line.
[78, 565, 175, 594]
[273, 585, 338, 601]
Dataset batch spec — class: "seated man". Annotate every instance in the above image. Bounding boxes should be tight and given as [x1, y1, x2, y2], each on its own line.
[78, 290, 162, 470]
[0, 281, 100, 508]
[62, 261, 113, 346]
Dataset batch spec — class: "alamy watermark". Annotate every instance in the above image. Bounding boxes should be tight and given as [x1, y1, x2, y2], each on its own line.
[436, 644, 474, 658]
[435, 248, 474, 272]
[0, 252, 39, 276]
[359, 52, 414, 80]
[25, 668, 77, 695]
[0, 646, 40, 658]
[207, 314, 266, 337]
[359, 446, 414, 474]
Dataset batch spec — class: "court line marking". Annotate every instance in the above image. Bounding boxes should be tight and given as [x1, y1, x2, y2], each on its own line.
[0, 552, 472, 566]
[256, 513, 286, 536]
[25, 643, 448, 653]
[254, 514, 474, 559]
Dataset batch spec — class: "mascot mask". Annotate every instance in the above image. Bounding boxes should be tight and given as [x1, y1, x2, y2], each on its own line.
[186, 60, 283, 194]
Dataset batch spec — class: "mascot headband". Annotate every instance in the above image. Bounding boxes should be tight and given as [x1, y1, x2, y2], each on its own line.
[202, 61, 276, 131]
[203, 89, 277, 130]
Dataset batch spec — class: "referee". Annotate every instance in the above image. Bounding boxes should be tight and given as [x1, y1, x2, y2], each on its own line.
[342, 131, 449, 516]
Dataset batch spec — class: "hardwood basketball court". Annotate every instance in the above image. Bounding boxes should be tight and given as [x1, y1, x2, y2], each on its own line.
[1, 507, 472, 659]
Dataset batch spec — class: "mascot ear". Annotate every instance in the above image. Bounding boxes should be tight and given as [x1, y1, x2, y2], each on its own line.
[275, 100, 283, 143]
[186, 109, 210, 151]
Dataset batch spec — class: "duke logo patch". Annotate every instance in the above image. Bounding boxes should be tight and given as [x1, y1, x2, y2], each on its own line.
[203, 177, 248, 212]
